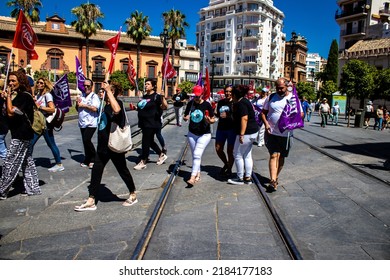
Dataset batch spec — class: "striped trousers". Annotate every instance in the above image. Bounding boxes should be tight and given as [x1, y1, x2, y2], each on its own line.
[0, 139, 40, 196]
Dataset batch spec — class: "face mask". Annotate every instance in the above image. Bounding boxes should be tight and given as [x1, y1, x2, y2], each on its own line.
[255, 94, 260, 98]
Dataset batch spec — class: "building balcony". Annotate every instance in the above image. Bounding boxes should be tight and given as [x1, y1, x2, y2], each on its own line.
[210, 47, 225, 53]
[379, 8, 390, 17]
[242, 46, 258, 52]
[335, 6, 367, 21]
[340, 28, 366, 37]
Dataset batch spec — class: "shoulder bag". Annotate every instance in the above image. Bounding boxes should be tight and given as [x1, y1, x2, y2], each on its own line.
[108, 102, 132, 153]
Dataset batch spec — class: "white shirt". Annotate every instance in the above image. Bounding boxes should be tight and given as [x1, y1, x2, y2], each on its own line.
[78, 92, 100, 128]
[35, 92, 53, 117]
[264, 92, 296, 137]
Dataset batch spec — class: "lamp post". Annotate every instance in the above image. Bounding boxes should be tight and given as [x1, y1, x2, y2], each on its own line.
[310, 68, 315, 90]
[19, 59, 24, 69]
[11, 53, 16, 72]
[159, 28, 169, 93]
[289, 31, 298, 82]
[210, 56, 216, 95]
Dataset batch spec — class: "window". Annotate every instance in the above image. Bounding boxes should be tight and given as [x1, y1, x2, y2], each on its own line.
[148, 65, 156, 78]
[50, 57, 60, 69]
[52, 23, 60, 30]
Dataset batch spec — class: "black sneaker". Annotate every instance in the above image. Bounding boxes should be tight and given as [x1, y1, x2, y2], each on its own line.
[244, 177, 252, 185]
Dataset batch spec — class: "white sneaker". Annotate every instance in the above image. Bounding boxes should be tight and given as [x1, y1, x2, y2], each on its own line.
[48, 164, 65, 172]
[134, 161, 147, 170]
[156, 154, 168, 165]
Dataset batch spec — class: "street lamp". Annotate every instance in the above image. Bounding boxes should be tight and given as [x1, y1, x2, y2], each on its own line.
[20, 59, 24, 69]
[11, 53, 16, 72]
[159, 28, 169, 93]
[210, 56, 216, 95]
[289, 31, 298, 82]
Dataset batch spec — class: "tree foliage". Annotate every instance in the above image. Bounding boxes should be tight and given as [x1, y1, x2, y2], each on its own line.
[109, 70, 131, 93]
[71, 3, 104, 77]
[339, 60, 376, 105]
[125, 10, 151, 86]
[296, 82, 316, 101]
[162, 9, 189, 67]
[317, 80, 338, 100]
[177, 80, 195, 94]
[323, 39, 339, 83]
[7, 0, 42, 23]
[373, 68, 390, 101]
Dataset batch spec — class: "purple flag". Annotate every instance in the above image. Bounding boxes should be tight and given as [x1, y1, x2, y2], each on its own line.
[52, 74, 72, 113]
[196, 72, 203, 86]
[278, 85, 304, 133]
[75, 56, 86, 92]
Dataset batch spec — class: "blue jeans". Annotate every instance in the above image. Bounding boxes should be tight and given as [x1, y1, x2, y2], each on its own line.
[30, 128, 62, 164]
[0, 132, 7, 159]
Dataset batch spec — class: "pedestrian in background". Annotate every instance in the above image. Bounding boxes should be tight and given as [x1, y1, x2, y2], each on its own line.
[183, 85, 215, 185]
[76, 78, 100, 169]
[215, 85, 235, 178]
[301, 96, 309, 122]
[74, 81, 137, 211]
[227, 85, 259, 185]
[364, 100, 374, 128]
[252, 87, 268, 147]
[172, 87, 187, 127]
[30, 77, 64, 172]
[134, 78, 168, 170]
[373, 105, 384, 131]
[307, 99, 314, 122]
[331, 101, 340, 125]
[0, 71, 41, 199]
[260, 78, 303, 191]
[319, 98, 330, 128]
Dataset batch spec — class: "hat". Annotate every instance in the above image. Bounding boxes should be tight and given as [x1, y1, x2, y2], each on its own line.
[262, 87, 269, 93]
[367, 100, 372, 105]
[192, 85, 203, 96]
[323, 98, 327, 101]
[176, 88, 180, 92]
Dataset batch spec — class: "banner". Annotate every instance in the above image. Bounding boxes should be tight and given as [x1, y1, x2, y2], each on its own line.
[51, 74, 72, 113]
[203, 67, 210, 101]
[196, 72, 203, 87]
[161, 47, 176, 79]
[75, 56, 86, 92]
[105, 27, 121, 74]
[127, 53, 136, 86]
[278, 84, 304, 133]
[12, 10, 38, 60]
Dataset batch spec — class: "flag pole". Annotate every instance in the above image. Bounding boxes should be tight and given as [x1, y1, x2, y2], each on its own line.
[3, 48, 15, 91]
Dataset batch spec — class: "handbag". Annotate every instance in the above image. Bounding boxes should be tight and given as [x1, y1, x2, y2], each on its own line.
[108, 103, 132, 153]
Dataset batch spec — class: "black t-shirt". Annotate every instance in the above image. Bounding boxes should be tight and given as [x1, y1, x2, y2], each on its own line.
[216, 98, 234, 131]
[172, 92, 187, 107]
[232, 98, 259, 135]
[97, 99, 126, 154]
[9, 91, 34, 140]
[184, 100, 214, 136]
[137, 92, 163, 129]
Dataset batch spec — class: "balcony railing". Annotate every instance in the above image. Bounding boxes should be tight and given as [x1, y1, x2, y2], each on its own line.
[335, 6, 366, 20]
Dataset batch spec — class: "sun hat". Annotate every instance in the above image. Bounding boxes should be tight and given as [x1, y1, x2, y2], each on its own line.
[262, 87, 269, 92]
[367, 100, 373, 105]
[192, 85, 203, 96]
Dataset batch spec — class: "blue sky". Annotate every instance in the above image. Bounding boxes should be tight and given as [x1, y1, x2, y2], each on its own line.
[3, 0, 339, 58]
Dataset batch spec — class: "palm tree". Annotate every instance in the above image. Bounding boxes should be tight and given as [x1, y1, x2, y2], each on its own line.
[7, 0, 42, 23]
[71, 3, 104, 78]
[162, 9, 189, 67]
[124, 10, 151, 88]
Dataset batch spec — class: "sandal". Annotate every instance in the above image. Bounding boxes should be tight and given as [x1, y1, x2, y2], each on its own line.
[195, 173, 201, 182]
[74, 202, 97, 212]
[269, 179, 278, 191]
[187, 176, 196, 185]
[123, 193, 138, 207]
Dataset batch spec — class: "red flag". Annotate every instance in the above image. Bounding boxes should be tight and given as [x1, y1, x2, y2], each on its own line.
[105, 28, 121, 74]
[127, 53, 136, 86]
[13, 10, 38, 60]
[203, 67, 211, 101]
[161, 47, 176, 79]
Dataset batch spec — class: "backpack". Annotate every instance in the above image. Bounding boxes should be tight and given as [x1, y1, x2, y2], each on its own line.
[32, 109, 47, 135]
[46, 108, 65, 131]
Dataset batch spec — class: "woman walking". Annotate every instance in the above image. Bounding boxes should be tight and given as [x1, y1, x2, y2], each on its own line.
[74, 81, 137, 211]
[0, 71, 41, 199]
[183, 85, 215, 185]
[30, 77, 64, 172]
[228, 85, 259, 185]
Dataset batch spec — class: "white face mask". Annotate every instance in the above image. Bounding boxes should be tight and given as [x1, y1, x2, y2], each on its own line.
[255, 94, 260, 98]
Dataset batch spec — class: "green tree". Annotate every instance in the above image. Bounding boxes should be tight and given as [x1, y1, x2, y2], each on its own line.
[317, 80, 338, 100]
[296, 82, 316, 101]
[373, 68, 390, 101]
[177, 80, 195, 94]
[7, 0, 42, 23]
[109, 70, 131, 93]
[71, 3, 104, 78]
[339, 59, 376, 107]
[162, 9, 189, 66]
[125, 10, 151, 90]
[323, 39, 339, 83]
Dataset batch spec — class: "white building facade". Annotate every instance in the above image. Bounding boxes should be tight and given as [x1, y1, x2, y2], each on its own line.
[306, 53, 325, 91]
[196, 0, 285, 91]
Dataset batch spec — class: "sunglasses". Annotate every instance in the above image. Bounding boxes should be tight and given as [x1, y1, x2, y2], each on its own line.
[37, 81, 44, 85]
[225, 90, 232, 93]
[84, 85, 91, 88]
